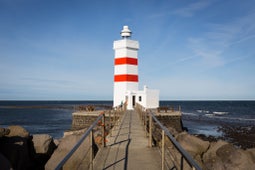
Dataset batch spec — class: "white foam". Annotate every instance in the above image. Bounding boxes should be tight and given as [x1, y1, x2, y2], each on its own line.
[182, 112, 198, 116]
[197, 110, 210, 113]
[205, 114, 214, 117]
[213, 111, 228, 115]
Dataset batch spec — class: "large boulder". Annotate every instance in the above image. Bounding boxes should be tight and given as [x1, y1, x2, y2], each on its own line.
[245, 148, 255, 163]
[176, 132, 210, 169]
[176, 132, 210, 156]
[215, 144, 255, 170]
[45, 133, 94, 170]
[0, 126, 57, 170]
[203, 140, 228, 170]
[7, 126, 30, 138]
[31, 134, 57, 169]
[32, 134, 56, 155]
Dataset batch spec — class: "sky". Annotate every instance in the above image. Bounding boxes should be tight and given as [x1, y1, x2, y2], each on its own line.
[0, 0, 255, 100]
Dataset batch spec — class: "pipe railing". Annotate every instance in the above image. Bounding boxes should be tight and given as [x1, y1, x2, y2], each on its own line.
[136, 104, 202, 170]
[54, 108, 123, 170]
[55, 112, 105, 170]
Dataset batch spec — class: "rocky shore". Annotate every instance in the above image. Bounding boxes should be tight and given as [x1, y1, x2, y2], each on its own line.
[1, 119, 255, 170]
[153, 122, 255, 169]
[172, 131, 255, 170]
[196, 124, 255, 149]
[0, 126, 56, 170]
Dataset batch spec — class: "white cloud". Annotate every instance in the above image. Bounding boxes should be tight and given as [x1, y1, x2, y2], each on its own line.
[188, 38, 224, 67]
[173, 1, 212, 17]
[188, 12, 255, 68]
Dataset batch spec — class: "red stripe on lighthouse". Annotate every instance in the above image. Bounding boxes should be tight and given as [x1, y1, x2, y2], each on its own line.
[115, 57, 138, 65]
[114, 74, 138, 82]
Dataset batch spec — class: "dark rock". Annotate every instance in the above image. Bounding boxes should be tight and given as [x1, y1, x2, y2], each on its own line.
[0, 153, 13, 170]
[0, 135, 34, 170]
[195, 134, 218, 142]
[0, 127, 10, 137]
[0, 126, 58, 170]
[218, 125, 255, 149]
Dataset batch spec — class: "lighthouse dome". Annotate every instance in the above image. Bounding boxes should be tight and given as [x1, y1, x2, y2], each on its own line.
[121, 25, 132, 38]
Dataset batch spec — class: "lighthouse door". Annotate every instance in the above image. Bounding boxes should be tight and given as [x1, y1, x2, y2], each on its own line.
[132, 95, 136, 107]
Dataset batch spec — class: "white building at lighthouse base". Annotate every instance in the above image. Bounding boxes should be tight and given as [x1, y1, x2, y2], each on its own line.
[125, 86, 159, 110]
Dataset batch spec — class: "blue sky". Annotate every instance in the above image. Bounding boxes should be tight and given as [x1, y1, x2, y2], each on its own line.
[0, 0, 255, 100]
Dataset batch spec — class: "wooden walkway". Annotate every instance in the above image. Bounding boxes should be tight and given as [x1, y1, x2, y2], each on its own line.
[93, 110, 161, 170]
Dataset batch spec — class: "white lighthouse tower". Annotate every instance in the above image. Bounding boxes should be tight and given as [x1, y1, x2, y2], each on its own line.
[113, 26, 159, 110]
[113, 26, 139, 109]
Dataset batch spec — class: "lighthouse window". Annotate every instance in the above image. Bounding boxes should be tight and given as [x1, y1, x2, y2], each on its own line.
[139, 96, 142, 102]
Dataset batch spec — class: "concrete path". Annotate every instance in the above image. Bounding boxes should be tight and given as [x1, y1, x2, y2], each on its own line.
[93, 110, 161, 170]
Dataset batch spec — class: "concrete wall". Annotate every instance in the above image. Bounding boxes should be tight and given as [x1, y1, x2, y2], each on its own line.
[71, 111, 120, 131]
[156, 115, 183, 132]
[144, 89, 159, 109]
[71, 111, 101, 130]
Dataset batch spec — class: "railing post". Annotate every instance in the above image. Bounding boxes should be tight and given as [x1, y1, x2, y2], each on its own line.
[144, 111, 146, 126]
[109, 111, 111, 128]
[144, 112, 147, 137]
[102, 113, 106, 147]
[180, 155, 183, 170]
[162, 130, 165, 170]
[148, 113, 152, 147]
[114, 111, 116, 128]
[90, 131, 94, 170]
[109, 111, 112, 136]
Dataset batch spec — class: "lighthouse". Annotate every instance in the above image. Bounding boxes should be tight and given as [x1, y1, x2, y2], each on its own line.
[113, 26, 159, 110]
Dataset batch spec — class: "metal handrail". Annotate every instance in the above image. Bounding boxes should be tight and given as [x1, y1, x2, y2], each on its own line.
[55, 112, 105, 170]
[135, 103, 201, 170]
[149, 111, 202, 170]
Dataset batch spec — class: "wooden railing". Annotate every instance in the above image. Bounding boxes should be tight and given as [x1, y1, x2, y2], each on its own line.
[136, 104, 202, 170]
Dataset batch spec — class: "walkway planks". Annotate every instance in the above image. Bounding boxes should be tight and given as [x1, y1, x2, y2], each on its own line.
[93, 110, 161, 170]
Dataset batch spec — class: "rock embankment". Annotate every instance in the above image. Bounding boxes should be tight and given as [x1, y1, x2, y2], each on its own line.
[0, 126, 56, 170]
[177, 132, 255, 169]
[153, 128, 255, 170]
[45, 129, 95, 170]
[2, 120, 255, 170]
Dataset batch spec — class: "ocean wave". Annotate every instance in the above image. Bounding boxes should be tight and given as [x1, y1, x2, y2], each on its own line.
[204, 114, 255, 122]
[213, 111, 228, 115]
[205, 114, 214, 117]
[196, 110, 210, 113]
[182, 112, 198, 116]
[184, 111, 255, 123]
[219, 116, 255, 122]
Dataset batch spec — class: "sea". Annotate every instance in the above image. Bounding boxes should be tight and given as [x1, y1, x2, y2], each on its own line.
[0, 100, 254, 139]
